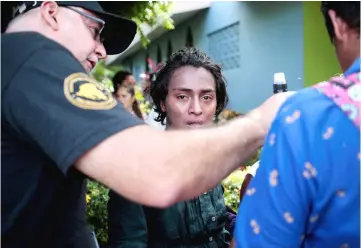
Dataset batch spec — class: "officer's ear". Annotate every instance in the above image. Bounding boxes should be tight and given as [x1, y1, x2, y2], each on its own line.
[40, 1, 59, 31]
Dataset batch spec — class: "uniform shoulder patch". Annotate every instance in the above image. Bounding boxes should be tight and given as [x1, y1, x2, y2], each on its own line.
[64, 72, 117, 110]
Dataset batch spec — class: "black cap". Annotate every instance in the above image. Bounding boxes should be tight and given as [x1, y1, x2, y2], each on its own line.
[13, 1, 137, 55]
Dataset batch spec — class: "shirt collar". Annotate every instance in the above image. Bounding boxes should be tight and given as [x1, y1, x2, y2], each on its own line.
[344, 57, 361, 76]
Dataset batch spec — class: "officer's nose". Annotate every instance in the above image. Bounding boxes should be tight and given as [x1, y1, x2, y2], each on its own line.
[95, 42, 107, 60]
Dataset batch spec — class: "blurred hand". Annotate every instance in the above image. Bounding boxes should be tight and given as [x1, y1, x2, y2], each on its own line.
[246, 91, 296, 135]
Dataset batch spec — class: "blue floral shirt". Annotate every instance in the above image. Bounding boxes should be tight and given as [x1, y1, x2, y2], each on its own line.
[234, 59, 360, 248]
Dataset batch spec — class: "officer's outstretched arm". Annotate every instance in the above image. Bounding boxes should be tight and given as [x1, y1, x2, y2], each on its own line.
[75, 92, 292, 208]
[75, 115, 263, 208]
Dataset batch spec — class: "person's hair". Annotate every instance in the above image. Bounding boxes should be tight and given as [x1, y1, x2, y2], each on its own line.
[112, 70, 133, 94]
[321, 1, 360, 42]
[115, 85, 144, 120]
[150, 47, 229, 125]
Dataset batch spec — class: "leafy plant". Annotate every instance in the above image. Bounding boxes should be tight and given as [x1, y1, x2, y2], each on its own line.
[222, 151, 261, 212]
[86, 180, 109, 247]
[101, 1, 175, 48]
[222, 169, 248, 212]
[135, 85, 153, 115]
[128, 1, 175, 47]
[92, 61, 124, 92]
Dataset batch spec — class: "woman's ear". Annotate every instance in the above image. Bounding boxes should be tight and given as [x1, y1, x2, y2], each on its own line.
[40, 1, 59, 31]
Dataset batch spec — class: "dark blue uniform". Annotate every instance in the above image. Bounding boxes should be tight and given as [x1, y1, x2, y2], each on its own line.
[1, 32, 143, 247]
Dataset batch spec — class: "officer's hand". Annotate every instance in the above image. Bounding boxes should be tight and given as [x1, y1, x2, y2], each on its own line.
[246, 91, 296, 135]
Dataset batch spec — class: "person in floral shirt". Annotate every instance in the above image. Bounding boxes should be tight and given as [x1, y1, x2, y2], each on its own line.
[235, 2, 360, 247]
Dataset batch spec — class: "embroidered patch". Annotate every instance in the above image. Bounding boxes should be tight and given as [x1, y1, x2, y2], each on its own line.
[64, 72, 117, 110]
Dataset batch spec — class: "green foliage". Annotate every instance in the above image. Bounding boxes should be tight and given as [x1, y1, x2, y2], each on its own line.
[86, 180, 109, 247]
[105, 1, 175, 48]
[222, 149, 261, 212]
[91, 61, 123, 92]
[134, 85, 153, 115]
[222, 170, 247, 212]
[129, 1, 175, 47]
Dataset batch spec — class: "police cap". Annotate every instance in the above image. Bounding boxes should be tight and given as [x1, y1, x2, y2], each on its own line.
[12, 1, 137, 55]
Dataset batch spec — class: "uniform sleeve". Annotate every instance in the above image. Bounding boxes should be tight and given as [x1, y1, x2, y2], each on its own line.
[2, 47, 144, 175]
[234, 89, 358, 248]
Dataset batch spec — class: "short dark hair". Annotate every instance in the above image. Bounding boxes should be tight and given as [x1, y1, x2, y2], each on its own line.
[150, 47, 229, 125]
[112, 70, 132, 94]
[321, 1, 360, 42]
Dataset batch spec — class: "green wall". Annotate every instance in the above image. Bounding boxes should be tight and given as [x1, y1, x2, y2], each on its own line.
[303, 1, 341, 87]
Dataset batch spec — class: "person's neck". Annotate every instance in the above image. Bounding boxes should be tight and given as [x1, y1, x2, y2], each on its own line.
[343, 56, 360, 73]
[6, 26, 38, 34]
[341, 41, 360, 72]
[6, 25, 63, 50]
[6, 19, 43, 34]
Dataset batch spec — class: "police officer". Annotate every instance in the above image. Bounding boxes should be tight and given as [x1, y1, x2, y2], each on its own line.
[2, 1, 293, 247]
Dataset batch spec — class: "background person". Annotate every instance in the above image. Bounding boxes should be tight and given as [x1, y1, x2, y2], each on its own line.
[144, 47, 231, 247]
